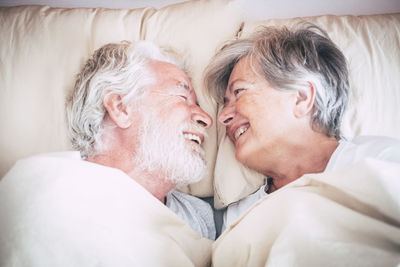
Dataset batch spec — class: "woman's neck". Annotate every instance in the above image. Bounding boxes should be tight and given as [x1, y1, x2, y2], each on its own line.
[265, 133, 339, 192]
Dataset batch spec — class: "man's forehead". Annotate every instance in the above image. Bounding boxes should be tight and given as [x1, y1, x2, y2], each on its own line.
[150, 61, 191, 84]
[149, 60, 186, 76]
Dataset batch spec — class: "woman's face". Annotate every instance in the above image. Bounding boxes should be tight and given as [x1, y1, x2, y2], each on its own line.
[218, 56, 298, 173]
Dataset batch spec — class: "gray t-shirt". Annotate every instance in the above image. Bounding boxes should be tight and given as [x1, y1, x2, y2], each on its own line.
[166, 190, 216, 240]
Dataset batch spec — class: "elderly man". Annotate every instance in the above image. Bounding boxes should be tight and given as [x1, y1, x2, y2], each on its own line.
[0, 41, 214, 266]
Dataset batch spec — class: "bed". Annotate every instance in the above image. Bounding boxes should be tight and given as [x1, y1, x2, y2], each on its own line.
[0, 0, 399, 266]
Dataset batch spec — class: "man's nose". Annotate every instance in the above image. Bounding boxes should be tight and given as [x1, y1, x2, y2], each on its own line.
[191, 106, 213, 129]
[218, 104, 235, 126]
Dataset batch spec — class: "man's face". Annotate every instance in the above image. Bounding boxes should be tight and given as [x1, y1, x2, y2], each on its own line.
[133, 60, 212, 186]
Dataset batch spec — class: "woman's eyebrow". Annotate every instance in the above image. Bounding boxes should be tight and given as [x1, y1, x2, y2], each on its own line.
[228, 79, 255, 92]
[227, 79, 243, 93]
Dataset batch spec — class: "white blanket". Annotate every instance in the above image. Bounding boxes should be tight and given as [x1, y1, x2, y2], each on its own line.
[212, 159, 400, 266]
[0, 152, 211, 267]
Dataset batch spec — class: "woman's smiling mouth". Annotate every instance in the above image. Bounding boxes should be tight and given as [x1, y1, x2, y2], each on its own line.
[233, 123, 250, 141]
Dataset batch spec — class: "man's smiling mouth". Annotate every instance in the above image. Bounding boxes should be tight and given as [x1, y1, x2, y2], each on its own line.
[183, 133, 202, 145]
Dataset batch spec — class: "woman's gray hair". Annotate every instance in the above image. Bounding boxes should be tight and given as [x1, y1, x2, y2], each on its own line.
[66, 40, 180, 158]
[204, 24, 349, 139]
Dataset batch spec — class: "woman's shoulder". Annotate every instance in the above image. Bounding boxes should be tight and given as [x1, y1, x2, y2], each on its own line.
[334, 135, 400, 166]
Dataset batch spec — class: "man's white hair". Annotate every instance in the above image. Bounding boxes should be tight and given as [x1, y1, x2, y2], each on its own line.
[66, 40, 180, 158]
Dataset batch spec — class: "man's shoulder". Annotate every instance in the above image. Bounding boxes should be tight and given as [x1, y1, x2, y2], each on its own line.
[5, 151, 87, 179]
[24, 151, 81, 160]
[1, 151, 140, 199]
[5, 151, 81, 173]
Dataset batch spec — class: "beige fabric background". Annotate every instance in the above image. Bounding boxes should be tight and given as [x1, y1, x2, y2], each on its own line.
[0, 0, 244, 197]
[213, 13, 400, 208]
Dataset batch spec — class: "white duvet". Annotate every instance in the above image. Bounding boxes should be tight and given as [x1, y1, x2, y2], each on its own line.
[212, 159, 400, 266]
[0, 152, 211, 267]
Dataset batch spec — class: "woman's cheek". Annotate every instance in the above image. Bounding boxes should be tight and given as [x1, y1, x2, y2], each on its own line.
[236, 101, 262, 139]
[237, 95, 258, 116]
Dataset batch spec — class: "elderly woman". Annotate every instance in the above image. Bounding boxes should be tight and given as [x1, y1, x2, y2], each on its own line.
[205, 24, 400, 231]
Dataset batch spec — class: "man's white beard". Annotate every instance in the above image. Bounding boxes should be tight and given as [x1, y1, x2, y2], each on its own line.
[134, 111, 208, 186]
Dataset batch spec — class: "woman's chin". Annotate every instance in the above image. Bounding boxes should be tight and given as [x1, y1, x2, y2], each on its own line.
[235, 145, 244, 160]
[235, 146, 265, 173]
[233, 132, 251, 160]
[235, 147, 252, 166]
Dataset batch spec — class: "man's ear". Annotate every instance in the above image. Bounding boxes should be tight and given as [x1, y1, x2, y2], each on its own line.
[294, 82, 316, 118]
[103, 93, 132, 128]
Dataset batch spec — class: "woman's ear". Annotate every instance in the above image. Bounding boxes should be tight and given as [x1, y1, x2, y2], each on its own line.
[294, 82, 316, 118]
[102, 93, 132, 129]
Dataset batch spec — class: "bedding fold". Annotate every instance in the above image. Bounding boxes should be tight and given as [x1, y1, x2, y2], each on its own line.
[0, 152, 212, 267]
[212, 159, 400, 267]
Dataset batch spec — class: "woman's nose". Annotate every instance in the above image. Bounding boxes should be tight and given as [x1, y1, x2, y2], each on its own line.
[218, 104, 235, 126]
[191, 106, 213, 129]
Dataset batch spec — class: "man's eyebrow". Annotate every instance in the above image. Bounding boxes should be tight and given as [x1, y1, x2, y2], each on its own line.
[176, 81, 200, 106]
[177, 81, 190, 91]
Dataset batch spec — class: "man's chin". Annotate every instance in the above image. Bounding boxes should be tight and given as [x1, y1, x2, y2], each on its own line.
[170, 157, 207, 186]
[174, 172, 205, 187]
[188, 144, 206, 160]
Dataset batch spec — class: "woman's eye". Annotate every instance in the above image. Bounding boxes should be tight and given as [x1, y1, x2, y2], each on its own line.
[178, 95, 187, 100]
[233, 88, 245, 96]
